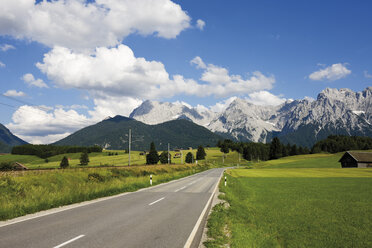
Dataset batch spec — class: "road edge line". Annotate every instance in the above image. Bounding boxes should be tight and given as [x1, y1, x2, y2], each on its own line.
[183, 169, 224, 248]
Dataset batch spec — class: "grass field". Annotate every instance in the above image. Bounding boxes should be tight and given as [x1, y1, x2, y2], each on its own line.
[0, 163, 211, 221]
[0, 148, 246, 169]
[205, 153, 372, 248]
[248, 153, 342, 168]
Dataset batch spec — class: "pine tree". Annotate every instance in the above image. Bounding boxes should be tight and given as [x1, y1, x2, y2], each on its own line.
[269, 137, 282, 159]
[185, 152, 194, 164]
[80, 151, 89, 165]
[196, 145, 206, 160]
[159, 151, 171, 164]
[290, 144, 298, 156]
[146, 142, 159, 165]
[60, 156, 69, 168]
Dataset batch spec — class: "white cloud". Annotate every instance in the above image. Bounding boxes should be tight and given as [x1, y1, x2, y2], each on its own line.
[0, 61, 4, 67]
[209, 97, 237, 112]
[7, 105, 95, 144]
[173, 101, 192, 109]
[37, 48, 276, 100]
[190, 56, 206, 69]
[37, 45, 172, 98]
[304, 96, 315, 102]
[196, 19, 205, 30]
[309, 63, 351, 81]
[22, 73, 49, 88]
[7, 96, 142, 144]
[246, 91, 286, 106]
[55, 104, 88, 110]
[88, 96, 143, 121]
[3, 90, 26, 97]
[17, 133, 73, 145]
[0, 44, 15, 52]
[0, 0, 190, 51]
[191, 56, 275, 97]
[364, 70, 372, 79]
[195, 104, 209, 113]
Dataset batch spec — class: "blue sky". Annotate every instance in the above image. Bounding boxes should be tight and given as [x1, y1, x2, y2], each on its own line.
[0, 0, 371, 143]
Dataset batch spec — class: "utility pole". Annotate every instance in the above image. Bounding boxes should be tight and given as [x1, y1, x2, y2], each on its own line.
[128, 129, 131, 166]
[168, 143, 170, 165]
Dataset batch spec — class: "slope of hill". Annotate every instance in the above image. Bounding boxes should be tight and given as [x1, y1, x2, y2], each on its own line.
[0, 124, 27, 152]
[0, 141, 11, 153]
[54, 116, 222, 150]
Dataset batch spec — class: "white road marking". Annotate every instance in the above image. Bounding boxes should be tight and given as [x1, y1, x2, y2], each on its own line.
[53, 235, 85, 248]
[174, 186, 186, 192]
[183, 169, 225, 248]
[149, 197, 165, 206]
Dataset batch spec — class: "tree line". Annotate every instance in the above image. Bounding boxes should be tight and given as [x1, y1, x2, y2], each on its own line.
[311, 135, 372, 153]
[217, 135, 372, 162]
[145, 142, 206, 165]
[11, 144, 102, 159]
[218, 138, 310, 161]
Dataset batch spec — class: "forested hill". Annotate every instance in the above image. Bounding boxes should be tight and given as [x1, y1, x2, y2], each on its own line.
[54, 116, 222, 150]
[0, 123, 27, 153]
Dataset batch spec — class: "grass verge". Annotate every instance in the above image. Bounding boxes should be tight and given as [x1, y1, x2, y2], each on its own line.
[0, 163, 211, 221]
[206, 168, 372, 247]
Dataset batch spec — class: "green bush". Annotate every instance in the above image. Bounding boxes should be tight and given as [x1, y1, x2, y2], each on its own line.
[88, 173, 105, 182]
[0, 162, 14, 171]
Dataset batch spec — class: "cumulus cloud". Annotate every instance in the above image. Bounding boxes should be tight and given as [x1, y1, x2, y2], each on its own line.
[0, 0, 190, 51]
[37, 47, 276, 100]
[309, 63, 351, 81]
[7, 105, 95, 144]
[0, 61, 4, 67]
[88, 96, 143, 121]
[7, 95, 143, 144]
[246, 91, 286, 106]
[3, 90, 26, 97]
[196, 19, 206, 30]
[191, 56, 275, 97]
[0, 44, 15, 52]
[22, 73, 48, 88]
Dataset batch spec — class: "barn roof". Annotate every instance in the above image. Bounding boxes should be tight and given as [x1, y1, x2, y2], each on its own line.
[339, 151, 372, 163]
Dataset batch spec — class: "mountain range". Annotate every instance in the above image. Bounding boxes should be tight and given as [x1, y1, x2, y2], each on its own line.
[130, 87, 372, 147]
[1, 87, 371, 152]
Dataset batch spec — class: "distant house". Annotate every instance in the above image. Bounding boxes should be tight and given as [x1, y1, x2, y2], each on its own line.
[339, 151, 372, 168]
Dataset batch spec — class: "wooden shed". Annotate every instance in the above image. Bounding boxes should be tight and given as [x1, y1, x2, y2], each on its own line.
[339, 151, 372, 168]
[14, 162, 28, 170]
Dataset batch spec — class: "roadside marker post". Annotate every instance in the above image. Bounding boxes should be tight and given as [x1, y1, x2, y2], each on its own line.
[224, 176, 227, 187]
[150, 174, 152, 185]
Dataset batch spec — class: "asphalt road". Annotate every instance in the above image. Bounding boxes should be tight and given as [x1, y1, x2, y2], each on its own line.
[0, 168, 225, 248]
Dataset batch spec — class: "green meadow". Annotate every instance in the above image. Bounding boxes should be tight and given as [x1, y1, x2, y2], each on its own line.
[0, 147, 245, 221]
[0, 147, 245, 169]
[205, 153, 372, 248]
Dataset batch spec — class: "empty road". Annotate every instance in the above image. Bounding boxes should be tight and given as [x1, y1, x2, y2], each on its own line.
[0, 168, 225, 248]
